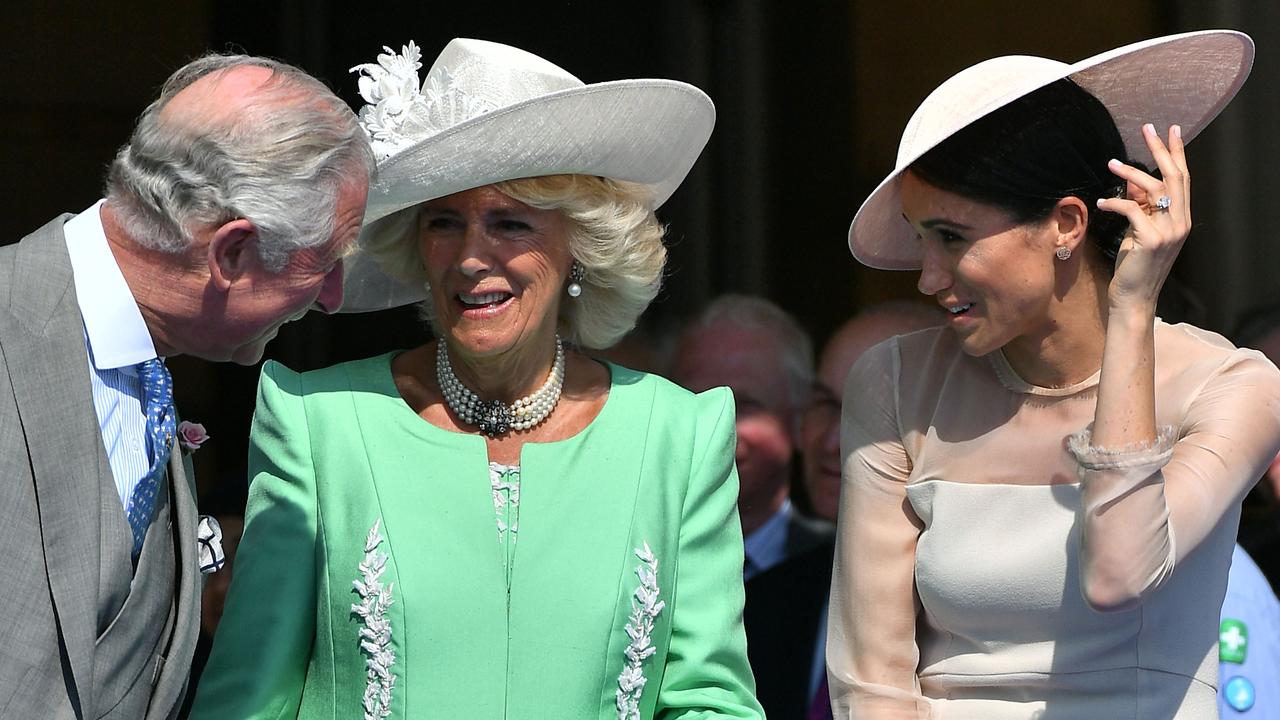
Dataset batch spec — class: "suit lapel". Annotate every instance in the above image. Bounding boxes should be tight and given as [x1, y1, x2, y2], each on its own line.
[4, 216, 107, 713]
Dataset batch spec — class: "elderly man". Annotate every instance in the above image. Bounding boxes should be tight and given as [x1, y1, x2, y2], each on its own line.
[669, 293, 832, 718]
[0, 54, 372, 718]
[801, 300, 942, 719]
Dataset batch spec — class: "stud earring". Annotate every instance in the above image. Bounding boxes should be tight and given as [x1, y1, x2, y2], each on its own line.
[1055, 245, 1072, 261]
[567, 261, 585, 298]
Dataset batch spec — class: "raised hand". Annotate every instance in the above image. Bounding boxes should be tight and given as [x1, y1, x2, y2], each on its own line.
[1095, 123, 1192, 313]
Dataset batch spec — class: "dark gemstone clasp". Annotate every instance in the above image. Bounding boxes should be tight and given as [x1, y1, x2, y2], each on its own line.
[477, 400, 513, 437]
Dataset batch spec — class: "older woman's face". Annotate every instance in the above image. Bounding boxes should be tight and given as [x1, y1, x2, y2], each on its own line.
[902, 171, 1059, 358]
[418, 185, 572, 358]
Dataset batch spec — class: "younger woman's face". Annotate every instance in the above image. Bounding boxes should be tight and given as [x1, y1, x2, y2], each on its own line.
[901, 171, 1061, 357]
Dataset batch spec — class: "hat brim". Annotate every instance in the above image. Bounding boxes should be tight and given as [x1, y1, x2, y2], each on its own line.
[340, 79, 715, 313]
[849, 30, 1254, 271]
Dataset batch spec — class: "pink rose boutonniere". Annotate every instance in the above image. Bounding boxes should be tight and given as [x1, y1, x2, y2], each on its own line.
[178, 421, 210, 453]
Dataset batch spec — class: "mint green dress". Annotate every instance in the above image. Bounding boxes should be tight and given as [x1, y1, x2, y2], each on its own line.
[190, 353, 763, 719]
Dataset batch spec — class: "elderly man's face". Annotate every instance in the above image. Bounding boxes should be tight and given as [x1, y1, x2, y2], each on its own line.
[212, 177, 367, 365]
[671, 325, 795, 532]
[156, 65, 370, 364]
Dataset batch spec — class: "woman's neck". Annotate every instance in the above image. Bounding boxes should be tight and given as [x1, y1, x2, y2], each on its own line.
[1002, 257, 1112, 389]
[442, 332, 560, 403]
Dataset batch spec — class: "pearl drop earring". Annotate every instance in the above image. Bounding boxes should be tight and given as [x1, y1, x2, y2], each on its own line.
[567, 261, 585, 298]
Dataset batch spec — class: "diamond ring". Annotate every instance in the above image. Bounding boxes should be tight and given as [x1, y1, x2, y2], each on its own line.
[1154, 195, 1172, 212]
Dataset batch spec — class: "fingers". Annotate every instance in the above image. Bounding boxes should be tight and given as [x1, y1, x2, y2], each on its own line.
[1141, 123, 1190, 221]
[1095, 197, 1153, 243]
[1166, 124, 1191, 217]
[1097, 188, 1190, 250]
[1126, 179, 1150, 210]
[1107, 158, 1160, 197]
[1107, 158, 1167, 217]
[1104, 124, 1191, 224]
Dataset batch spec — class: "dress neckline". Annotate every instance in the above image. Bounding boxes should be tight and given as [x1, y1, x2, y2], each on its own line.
[985, 349, 1100, 397]
[377, 351, 620, 452]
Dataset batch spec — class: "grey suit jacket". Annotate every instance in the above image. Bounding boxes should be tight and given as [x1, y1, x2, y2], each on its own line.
[0, 216, 201, 718]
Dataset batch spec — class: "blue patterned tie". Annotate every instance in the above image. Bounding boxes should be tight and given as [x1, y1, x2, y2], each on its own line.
[127, 357, 176, 557]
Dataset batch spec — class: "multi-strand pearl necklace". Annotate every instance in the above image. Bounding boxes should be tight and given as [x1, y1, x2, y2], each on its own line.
[436, 336, 566, 437]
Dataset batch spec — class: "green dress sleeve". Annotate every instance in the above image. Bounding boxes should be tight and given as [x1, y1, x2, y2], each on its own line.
[188, 361, 319, 719]
[656, 387, 766, 719]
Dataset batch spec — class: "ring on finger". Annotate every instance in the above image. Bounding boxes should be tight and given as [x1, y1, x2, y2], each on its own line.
[1154, 195, 1172, 212]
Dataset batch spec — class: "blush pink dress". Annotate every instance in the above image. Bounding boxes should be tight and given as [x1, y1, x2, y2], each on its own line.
[827, 321, 1280, 719]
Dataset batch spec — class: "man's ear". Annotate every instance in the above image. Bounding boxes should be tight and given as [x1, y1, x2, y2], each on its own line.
[207, 219, 259, 292]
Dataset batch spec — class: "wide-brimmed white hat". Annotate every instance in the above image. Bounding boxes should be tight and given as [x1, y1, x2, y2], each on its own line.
[850, 30, 1254, 271]
[340, 38, 716, 312]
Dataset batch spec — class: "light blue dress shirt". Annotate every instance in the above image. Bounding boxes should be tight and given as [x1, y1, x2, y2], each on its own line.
[1218, 544, 1280, 716]
[744, 500, 792, 581]
[64, 200, 160, 510]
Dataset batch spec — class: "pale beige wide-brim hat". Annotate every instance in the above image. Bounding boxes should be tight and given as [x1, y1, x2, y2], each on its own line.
[850, 30, 1254, 271]
[340, 38, 716, 312]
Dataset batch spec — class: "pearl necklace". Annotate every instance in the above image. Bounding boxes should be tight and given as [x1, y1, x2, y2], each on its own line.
[436, 337, 566, 437]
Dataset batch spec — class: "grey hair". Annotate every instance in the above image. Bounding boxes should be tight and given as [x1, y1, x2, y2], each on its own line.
[105, 53, 375, 271]
[686, 294, 815, 417]
[368, 175, 667, 349]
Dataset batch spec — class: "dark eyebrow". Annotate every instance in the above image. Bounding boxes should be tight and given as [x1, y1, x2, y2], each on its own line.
[913, 216, 973, 231]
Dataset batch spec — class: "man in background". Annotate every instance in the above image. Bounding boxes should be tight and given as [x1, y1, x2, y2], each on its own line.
[801, 301, 942, 719]
[801, 301, 943, 523]
[670, 294, 832, 718]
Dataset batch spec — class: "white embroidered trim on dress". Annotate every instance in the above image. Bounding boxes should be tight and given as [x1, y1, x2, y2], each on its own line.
[489, 462, 521, 541]
[351, 519, 396, 720]
[616, 542, 665, 720]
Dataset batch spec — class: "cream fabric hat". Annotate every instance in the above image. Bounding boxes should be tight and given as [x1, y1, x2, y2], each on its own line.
[849, 30, 1254, 270]
[340, 38, 716, 312]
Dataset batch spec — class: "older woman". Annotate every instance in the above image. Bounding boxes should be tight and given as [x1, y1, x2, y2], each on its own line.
[191, 39, 763, 719]
[827, 31, 1280, 718]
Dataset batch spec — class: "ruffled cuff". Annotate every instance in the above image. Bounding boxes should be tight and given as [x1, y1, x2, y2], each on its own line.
[1066, 425, 1178, 471]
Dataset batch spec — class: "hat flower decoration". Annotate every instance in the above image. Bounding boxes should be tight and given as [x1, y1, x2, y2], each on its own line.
[350, 41, 496, 161]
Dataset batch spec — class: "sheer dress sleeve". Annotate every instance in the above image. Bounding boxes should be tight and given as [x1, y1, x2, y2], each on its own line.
[1069, 349, 1280, 611]
[827, 338, 931, 719]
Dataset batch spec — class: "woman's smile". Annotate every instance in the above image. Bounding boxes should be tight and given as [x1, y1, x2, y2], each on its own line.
[456, 289, 515, 318]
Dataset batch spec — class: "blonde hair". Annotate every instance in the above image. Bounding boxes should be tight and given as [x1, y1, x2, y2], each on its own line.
[369, 174, 667, 349]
